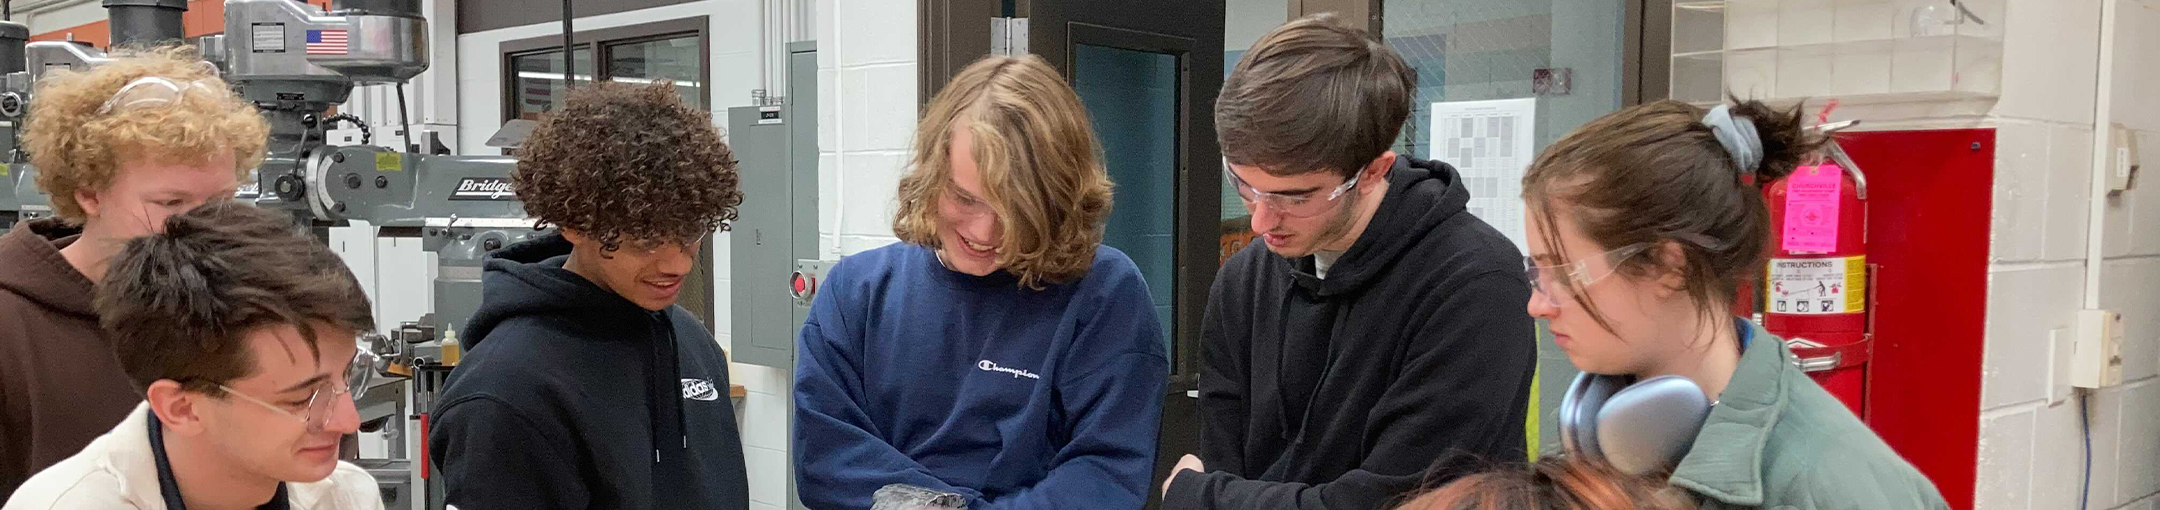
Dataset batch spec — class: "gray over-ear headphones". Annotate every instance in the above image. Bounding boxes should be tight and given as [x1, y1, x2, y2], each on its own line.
[1557, 373, 1714, 475]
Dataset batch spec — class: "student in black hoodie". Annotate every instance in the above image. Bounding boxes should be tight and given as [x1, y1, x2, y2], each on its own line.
[1159, 14, 1537, 510]
[427, 82, 749, 510]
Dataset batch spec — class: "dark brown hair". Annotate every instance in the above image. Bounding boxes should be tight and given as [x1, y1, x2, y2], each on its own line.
[1394, 457, 1696, 510]
[894, 55, 1113, 289]
[1521, 99, 1826, 334]
[96, 202, 375, 394]
[1217, 13, 1415, 179]
[515, 82, 744, 251]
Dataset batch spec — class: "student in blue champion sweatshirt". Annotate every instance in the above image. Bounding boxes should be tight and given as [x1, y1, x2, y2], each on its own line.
[792, 54, 1169, 510]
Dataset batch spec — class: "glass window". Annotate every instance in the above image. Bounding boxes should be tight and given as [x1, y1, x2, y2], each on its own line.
[607, 35, 705, 110]
[509, 46, 594, 121]
[1074, 43, 1182, 358]
[1218, 0, 1289, 264]
[1382, 0, 1630, 456]
[1383, 0, 1623, 156]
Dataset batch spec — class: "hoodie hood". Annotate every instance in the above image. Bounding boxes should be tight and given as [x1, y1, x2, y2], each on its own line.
[460, 232, 659, 350]
[452, 231, 716, 498]
[1294, 155, 1471, 296]
[0, 218, 95, 318]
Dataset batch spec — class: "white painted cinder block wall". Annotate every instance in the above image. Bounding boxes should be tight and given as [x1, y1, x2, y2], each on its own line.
[727, 1, 922, 509]
[1976, 1, 2160, 509]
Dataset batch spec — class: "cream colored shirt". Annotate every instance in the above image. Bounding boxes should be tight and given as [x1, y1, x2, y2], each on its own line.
[2, 403, 384, 510]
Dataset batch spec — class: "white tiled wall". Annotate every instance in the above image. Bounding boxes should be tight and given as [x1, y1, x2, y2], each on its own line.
[817, 0, 915, 260]
[1978, 1, 2160, 509]
[717, 1, 920, 508]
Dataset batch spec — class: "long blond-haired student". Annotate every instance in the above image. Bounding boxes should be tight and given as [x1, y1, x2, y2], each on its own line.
[791, 54, 1168, 510]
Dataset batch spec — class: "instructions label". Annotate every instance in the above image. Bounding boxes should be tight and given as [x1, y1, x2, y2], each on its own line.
[376, 152, 403, 172]
[1781, 163, 1844, 253]
[1768, 256, 1866, 315]
[251, 23, 287, 54]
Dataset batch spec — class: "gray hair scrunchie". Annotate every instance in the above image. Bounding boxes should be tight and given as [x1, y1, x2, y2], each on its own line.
[1702, 105, 1763, 178]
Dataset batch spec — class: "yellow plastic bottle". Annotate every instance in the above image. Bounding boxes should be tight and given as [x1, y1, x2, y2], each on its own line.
[440, 329, 462, 366]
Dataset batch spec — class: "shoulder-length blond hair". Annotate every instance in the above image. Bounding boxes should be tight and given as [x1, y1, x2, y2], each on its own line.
[893, 54, 1112, 289]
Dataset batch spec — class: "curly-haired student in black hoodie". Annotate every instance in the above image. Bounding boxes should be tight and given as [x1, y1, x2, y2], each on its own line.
[427, 82, 748, 510]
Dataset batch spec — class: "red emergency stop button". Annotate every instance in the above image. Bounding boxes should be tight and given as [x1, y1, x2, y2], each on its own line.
[791, 272, 814, 300]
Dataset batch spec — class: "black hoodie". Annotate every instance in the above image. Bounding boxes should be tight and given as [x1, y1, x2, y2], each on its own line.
[427, 234, 749, 510]
[1162, 156, 1537, 510]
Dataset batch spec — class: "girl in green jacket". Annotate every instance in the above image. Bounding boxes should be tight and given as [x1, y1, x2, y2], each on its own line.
[1516, 99, 1951, 510]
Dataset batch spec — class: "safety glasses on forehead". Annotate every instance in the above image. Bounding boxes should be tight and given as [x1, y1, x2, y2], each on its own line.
[97, 76, 223, 115]
[1222, 158, 1361, 219]
[1524, 243, 1650, 308]
[210, 339, 383, 429]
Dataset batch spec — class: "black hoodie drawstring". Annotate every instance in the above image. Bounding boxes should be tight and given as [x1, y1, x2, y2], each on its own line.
[646, 311, 689, 467]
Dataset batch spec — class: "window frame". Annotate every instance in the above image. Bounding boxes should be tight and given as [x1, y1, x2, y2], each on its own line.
[498, 16, 713, 127]
[496, 16, 722, 333]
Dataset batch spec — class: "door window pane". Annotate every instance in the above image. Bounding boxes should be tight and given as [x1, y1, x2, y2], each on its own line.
[1218, 0, 1285, 263]
[1384, 0, 1626, 456]
[1074, 44, 1180, 362]
[511, 46, 594, 121]
[1383, 0, 1622, 157]
[607, 35, 705, 110]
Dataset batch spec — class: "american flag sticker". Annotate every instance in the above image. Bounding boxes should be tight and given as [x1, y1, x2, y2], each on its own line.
[306, 29, 348, 55]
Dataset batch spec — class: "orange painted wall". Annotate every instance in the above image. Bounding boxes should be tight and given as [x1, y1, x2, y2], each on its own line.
[27, 0, 332, 49]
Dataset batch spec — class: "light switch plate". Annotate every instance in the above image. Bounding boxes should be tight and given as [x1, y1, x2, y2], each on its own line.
[2072, 309, 2125, 388]
[2108, 125, 2140, 193]
[2049, 328, 2074, 404]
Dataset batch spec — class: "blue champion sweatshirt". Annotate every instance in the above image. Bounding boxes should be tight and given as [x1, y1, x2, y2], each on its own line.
[792, 242, 1169, 510]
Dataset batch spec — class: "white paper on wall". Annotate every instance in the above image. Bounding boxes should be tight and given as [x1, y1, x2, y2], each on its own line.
[1430, 97, 1537, 255]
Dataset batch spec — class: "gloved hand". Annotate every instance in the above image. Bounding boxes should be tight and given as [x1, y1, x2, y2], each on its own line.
[870, 484, 969, 510]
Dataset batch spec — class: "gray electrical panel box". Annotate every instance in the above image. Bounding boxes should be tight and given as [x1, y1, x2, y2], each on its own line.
[730, 41, 819, 369]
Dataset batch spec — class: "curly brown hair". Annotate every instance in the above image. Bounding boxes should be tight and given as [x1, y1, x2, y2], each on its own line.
[893, 55, 1113, 289]
[25, 45, 269, 223]
[514, 82, 742, 250]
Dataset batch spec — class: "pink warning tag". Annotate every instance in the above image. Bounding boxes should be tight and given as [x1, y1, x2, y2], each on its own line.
[1781, 164, 1844, 253]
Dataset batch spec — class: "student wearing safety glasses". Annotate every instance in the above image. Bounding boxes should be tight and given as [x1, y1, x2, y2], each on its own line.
[427, 82, 749, 510]
[1160, 14, 1537, 510]
[1517, 98, 1946, 509]
[0, 46, 269, 496]
[4, 201, 384, 510]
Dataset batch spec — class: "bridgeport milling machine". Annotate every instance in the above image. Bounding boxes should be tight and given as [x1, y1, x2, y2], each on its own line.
[0, 2, 538, 508]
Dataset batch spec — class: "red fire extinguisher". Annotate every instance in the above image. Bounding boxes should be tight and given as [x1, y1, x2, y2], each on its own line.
[1762, 143, 1871, 417]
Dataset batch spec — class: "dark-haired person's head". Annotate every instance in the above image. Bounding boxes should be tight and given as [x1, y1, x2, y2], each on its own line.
[513, 82, 744, 310]
[95, 201, 377, 485]
[1519, 99, 1825, 376]
[1217, 13, 1416, 258]
[1393, 457, 1695, 510]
